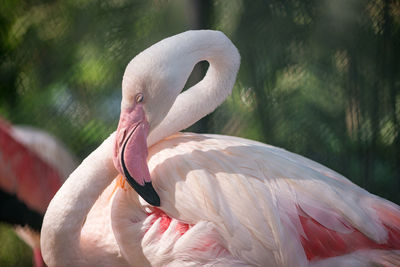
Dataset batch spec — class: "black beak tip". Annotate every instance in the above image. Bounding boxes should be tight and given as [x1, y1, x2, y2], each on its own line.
[140, 183, 161, 207]
[123, 173, 161, 206]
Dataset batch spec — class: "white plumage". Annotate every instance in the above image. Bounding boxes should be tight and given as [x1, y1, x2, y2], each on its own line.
[41, 30, 400, 267]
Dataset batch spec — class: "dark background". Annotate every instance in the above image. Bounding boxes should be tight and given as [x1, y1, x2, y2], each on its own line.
[1, 0, 399, 265]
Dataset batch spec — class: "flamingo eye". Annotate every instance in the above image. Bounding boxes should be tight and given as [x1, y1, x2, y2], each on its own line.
[136, 93, 144, 103]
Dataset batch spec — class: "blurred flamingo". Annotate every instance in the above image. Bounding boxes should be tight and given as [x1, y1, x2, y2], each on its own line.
[0, 118, 77, 267]
[42, 30, 400, 266]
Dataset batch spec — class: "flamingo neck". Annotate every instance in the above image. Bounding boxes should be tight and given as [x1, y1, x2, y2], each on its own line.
[41, 133, 117, 266]
[147, 31, 240, 147]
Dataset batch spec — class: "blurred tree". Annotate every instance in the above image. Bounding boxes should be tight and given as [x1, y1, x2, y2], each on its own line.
[185, 0, 214, 133]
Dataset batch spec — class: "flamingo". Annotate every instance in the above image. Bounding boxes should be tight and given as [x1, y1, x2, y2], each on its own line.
[41, 30, 400, 266]
[0, 118, 77, 266]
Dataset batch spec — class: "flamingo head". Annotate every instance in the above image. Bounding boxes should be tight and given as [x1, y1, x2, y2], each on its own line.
[113, 39, 191, 206]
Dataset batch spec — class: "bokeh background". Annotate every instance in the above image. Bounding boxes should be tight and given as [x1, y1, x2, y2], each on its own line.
[1, 0, 399, 265]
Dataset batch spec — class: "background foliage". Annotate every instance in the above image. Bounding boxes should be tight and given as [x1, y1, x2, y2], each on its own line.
[1, 0, 399, 265]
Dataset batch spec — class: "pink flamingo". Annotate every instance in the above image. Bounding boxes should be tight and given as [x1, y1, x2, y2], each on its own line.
[42, 30, 400, 266]
[0, 118, 77, 267]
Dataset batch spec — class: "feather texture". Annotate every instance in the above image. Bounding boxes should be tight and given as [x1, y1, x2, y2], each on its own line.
[107, 132, 400, 266]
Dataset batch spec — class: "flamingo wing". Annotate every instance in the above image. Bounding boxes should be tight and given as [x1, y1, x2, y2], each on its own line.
[144, 132, 400, 266]
[0, 119, 74, 216]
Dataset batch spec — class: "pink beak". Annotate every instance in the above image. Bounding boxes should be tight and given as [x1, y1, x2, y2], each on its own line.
[113, 103, 160, 206]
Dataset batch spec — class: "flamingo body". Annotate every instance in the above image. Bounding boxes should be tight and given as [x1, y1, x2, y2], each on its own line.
[110, 132, 400, 266]
[0, 118, 77, 266]
[41, 30, 400, 267]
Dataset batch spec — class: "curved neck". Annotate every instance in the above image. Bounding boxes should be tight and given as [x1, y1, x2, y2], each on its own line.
[41, 133, 117, 266]
[147, 31, 240, 147]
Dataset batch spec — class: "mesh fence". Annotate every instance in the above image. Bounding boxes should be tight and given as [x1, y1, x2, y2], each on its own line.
[1, 0, 400, 205]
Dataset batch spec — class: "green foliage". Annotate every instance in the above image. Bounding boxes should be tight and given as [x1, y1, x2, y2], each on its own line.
[0, 224, 32, 267]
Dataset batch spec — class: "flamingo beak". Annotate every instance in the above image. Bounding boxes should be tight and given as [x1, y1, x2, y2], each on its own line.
[113, 104, 160, 206]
